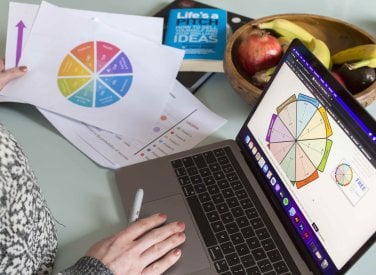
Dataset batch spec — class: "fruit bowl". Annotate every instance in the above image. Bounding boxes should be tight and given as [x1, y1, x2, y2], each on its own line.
[224, 13, 376, 107]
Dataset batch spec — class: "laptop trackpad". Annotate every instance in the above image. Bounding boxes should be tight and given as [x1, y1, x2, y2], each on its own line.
[141, 194, 211, 275]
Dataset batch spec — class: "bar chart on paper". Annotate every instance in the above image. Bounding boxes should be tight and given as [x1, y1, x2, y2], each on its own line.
[57, 41, 133, 108]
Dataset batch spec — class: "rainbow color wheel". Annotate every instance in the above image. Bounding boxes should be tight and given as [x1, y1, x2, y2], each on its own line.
[334, 164, 353, 186]
[57, 41, 133, 107]
[266, 93, 333, 189]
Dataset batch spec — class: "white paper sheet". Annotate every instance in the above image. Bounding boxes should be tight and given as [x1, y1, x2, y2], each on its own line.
[3, 1, 184, 138]
[3, 1, 227, 169]
[5, 2, 164, 69]
[41, 81, 227, 169]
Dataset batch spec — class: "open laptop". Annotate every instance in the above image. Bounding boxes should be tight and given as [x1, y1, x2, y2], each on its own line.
[115, 39, 376, 275]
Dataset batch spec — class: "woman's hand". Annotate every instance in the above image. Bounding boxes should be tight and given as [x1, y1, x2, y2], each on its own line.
[0, 59, 27, 90]
[86, 213, 186, 275]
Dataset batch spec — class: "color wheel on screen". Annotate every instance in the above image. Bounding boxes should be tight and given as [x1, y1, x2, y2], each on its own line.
[266, 93, 333, 189]
[334, 163, 353, 186]
[57, 41, 133, 107]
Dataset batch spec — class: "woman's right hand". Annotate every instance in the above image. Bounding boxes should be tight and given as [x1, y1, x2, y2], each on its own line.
[0, 59, 27, 90]
[86, 213, 186, 275]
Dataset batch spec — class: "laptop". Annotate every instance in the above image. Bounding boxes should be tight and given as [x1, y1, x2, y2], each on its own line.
[115, 39, 376, 275]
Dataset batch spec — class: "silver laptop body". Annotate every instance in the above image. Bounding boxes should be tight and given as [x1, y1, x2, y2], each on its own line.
[116, 39, 376, 275]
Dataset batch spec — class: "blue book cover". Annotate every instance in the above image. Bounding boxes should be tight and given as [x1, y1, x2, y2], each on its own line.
[164, 8, 227, 62]
[155, 0, 253, 90]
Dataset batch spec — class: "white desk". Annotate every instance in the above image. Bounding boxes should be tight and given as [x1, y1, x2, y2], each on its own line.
[0, 0, 374, 273]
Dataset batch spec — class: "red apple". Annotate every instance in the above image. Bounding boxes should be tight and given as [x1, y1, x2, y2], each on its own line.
[238, 29, 283, 75]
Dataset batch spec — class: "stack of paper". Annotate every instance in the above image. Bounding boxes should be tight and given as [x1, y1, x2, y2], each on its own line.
[2, 1, 226, 169]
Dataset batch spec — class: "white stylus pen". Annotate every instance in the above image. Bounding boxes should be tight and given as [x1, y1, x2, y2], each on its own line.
[129, 188, 144, 224]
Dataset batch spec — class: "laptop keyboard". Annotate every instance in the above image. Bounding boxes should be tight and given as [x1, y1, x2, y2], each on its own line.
[171, 146, 296, 275]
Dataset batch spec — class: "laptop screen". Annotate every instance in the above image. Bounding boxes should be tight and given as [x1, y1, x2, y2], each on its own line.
[237, 39, 376, 274]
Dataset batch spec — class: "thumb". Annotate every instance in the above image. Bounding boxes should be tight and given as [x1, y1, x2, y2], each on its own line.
[0, 66, 27, 90]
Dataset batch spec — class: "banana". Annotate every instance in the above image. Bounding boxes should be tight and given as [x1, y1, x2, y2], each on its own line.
[348, 58, 376, 69]
[258, 18, 332, 67]
[332, 44, 376, 64]
[259, 18, 315, 43]
[307, 38, 332, 69]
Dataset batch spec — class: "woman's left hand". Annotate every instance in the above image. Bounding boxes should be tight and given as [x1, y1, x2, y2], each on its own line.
[0, 59, 27, 90]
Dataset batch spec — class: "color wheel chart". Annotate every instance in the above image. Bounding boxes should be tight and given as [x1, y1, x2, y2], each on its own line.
[334, 163, 353, 186]
[331, 160, 368, 206]
[266, 93, 333, 189]
[57, 41, 133, 107]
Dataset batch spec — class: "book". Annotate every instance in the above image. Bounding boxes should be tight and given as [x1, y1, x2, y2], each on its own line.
[164, 8, 227, 73]
[153, 0, 253, 93]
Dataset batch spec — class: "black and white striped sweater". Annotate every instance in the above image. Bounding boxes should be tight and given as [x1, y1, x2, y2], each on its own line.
[0, 124, 112, 275]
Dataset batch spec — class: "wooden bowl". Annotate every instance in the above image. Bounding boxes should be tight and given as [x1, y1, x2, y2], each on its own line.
[224, 13, 376, 107]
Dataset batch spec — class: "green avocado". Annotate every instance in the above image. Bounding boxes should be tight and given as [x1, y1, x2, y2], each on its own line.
[338, 63, 376, 94]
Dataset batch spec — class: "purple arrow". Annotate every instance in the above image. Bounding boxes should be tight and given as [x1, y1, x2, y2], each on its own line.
[15, 20, 26, 67]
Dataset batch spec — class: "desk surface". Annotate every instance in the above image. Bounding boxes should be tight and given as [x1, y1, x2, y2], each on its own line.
[0, 0, 375, 273]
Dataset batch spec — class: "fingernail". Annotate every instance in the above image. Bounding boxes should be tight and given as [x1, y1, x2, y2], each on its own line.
[19, 66, 28, 72]
[177, 221, 185, 228]
[158, 213, 167, 219]
[173, 248, 181, 256]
